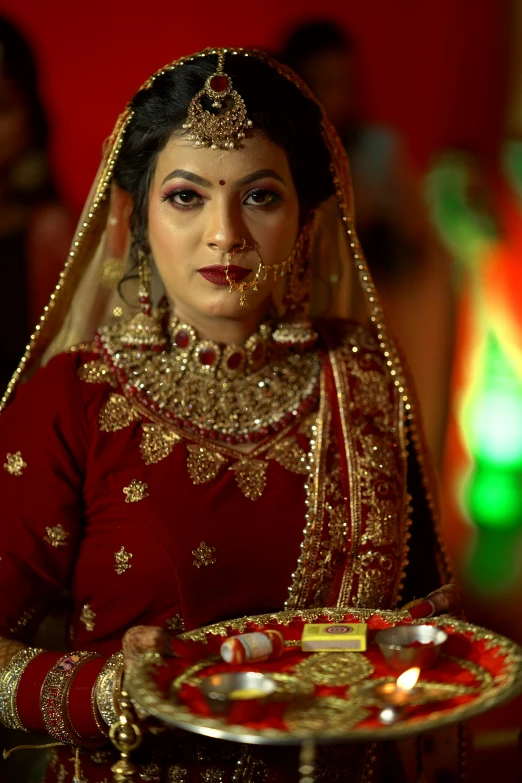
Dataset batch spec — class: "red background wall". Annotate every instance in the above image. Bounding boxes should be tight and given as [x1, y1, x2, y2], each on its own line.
[0, 0, 509, 210]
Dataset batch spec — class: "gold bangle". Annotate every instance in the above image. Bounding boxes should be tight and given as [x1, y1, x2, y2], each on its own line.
[40, 652, 99, 743]
[0, 647, 44, 730]
[95, 651, 124, 729]
[90, 672, 108, 737]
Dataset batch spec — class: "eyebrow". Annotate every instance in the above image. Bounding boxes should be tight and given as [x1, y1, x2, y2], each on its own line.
[161, 169, 212, 187]
[161, 168, 286, 188]
[235, 169, 286, 187]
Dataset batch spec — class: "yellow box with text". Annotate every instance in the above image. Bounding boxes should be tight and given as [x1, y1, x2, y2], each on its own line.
[301, 623, 367, 652]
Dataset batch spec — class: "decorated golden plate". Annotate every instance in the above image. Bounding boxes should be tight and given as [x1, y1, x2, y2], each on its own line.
[126, 608, 522, 744]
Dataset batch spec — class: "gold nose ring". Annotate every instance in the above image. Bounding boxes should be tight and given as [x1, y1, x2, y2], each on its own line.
[225, 242, 264, 306]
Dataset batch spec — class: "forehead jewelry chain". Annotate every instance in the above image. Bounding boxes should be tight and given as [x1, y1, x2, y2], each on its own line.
[183, 50, 253, 150]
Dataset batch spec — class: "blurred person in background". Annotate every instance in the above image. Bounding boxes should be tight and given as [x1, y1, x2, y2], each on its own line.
[279, 20, 456, 466]
[0, 16, 74, 393]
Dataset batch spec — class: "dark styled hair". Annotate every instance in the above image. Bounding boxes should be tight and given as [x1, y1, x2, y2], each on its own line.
[113, 52, 333, 252]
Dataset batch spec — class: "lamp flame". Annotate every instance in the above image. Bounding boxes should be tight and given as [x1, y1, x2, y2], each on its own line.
[396, 667, 420, 690]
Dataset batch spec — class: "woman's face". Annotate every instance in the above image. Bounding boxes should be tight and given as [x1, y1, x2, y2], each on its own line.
[147, 133, 300, 326]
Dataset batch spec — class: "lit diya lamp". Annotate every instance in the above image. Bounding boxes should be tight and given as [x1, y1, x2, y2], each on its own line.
[375, 666, 421, 725]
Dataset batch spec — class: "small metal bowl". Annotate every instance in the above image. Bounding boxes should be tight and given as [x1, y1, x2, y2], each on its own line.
[200, 672, 276, 716]
[374, 625, 448, 672]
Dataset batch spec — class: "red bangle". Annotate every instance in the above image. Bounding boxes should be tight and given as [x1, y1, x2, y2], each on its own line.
[67, 656, 106, 742]
[42, 653, 104, 743]
[16, 651, 62, 733]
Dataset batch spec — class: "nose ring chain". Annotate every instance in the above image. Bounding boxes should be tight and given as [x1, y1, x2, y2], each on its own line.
[225, 239, 264, 306]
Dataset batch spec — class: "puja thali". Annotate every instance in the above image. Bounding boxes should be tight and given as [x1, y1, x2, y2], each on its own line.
[126, 607, 522, 744]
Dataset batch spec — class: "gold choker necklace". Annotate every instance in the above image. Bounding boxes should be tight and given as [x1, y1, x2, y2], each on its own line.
[97, 317, 321, 444]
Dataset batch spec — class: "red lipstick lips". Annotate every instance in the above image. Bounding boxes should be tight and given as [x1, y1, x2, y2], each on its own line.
[198, 265, 252, 286]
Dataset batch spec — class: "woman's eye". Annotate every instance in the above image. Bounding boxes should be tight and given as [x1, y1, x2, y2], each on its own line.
[244, 189, 282, 207]
[163, 189, 202, 208]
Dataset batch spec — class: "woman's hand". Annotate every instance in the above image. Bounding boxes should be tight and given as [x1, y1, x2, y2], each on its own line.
[122, 625, 172, 674]
[404, 583, 464, 620]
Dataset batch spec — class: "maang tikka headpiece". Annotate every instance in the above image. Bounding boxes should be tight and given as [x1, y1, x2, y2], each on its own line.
[183, 50, 253, 149]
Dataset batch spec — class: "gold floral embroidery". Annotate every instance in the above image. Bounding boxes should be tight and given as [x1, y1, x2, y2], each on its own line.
[201, 772, 225, 783]
[285, 381, 329, 610]
[356, 567, 389, 608]
[186, 445, 228, 484]
[44, 524, 70, 548]
[284, 695, 368, 734]
[78, 359, 117, 388]
[167, 767, 188, 783]
[292, 651, 374, 687]
[114, 546, 133, 574]
[361, 499, 399, 547]
[298, 413, 317, 439]
[333, 325, 407, 609]
[91, 750, 112, 764]
[229, 458, 268, 501]
[303, 445, 349, 608]
[80, 604, 96, 632]
[192, 746, 210, 762]
[10, 607, 36, 634]
[266, 436, 309, 474]
[166, 614, 185, 633]
[3, 451, 26, 476]
[139, 762, 162, 781]
[142, 421, 312, 501]
[140, 424, 181, 465]
[192, 542, 216, 568]
[99, 393, 141, 432]
[123, 479, 149, 503]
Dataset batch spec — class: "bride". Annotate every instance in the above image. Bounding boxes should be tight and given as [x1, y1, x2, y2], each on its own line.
[0, 48, 458, 782]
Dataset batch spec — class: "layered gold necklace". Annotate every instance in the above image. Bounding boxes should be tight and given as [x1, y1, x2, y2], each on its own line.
[96, 316, 321, 444]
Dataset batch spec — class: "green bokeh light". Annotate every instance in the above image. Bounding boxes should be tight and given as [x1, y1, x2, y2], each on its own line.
[467, 528, 522, 592]
[464, 465, 522, 529]
[464, 334, 522, 468]
[468, 387, 522, 467]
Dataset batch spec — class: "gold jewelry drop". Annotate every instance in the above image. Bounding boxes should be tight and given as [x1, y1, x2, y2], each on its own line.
[182, 50, 253, 150]
[225, 239, 264, 306]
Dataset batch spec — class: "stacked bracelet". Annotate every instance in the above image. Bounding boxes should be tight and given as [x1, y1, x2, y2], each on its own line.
[95, 651, 124, 729]
[0, 647, 44, 730]
[40, 652, 101, 743]
[67, 655, 107, 740]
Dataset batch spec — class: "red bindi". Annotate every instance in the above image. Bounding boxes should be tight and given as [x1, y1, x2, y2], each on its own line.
[219, 179, 226, 186]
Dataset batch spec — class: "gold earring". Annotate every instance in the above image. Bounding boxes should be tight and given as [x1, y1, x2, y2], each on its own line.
[120, 249, 166, 351]
[272, 213, 318, 348]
